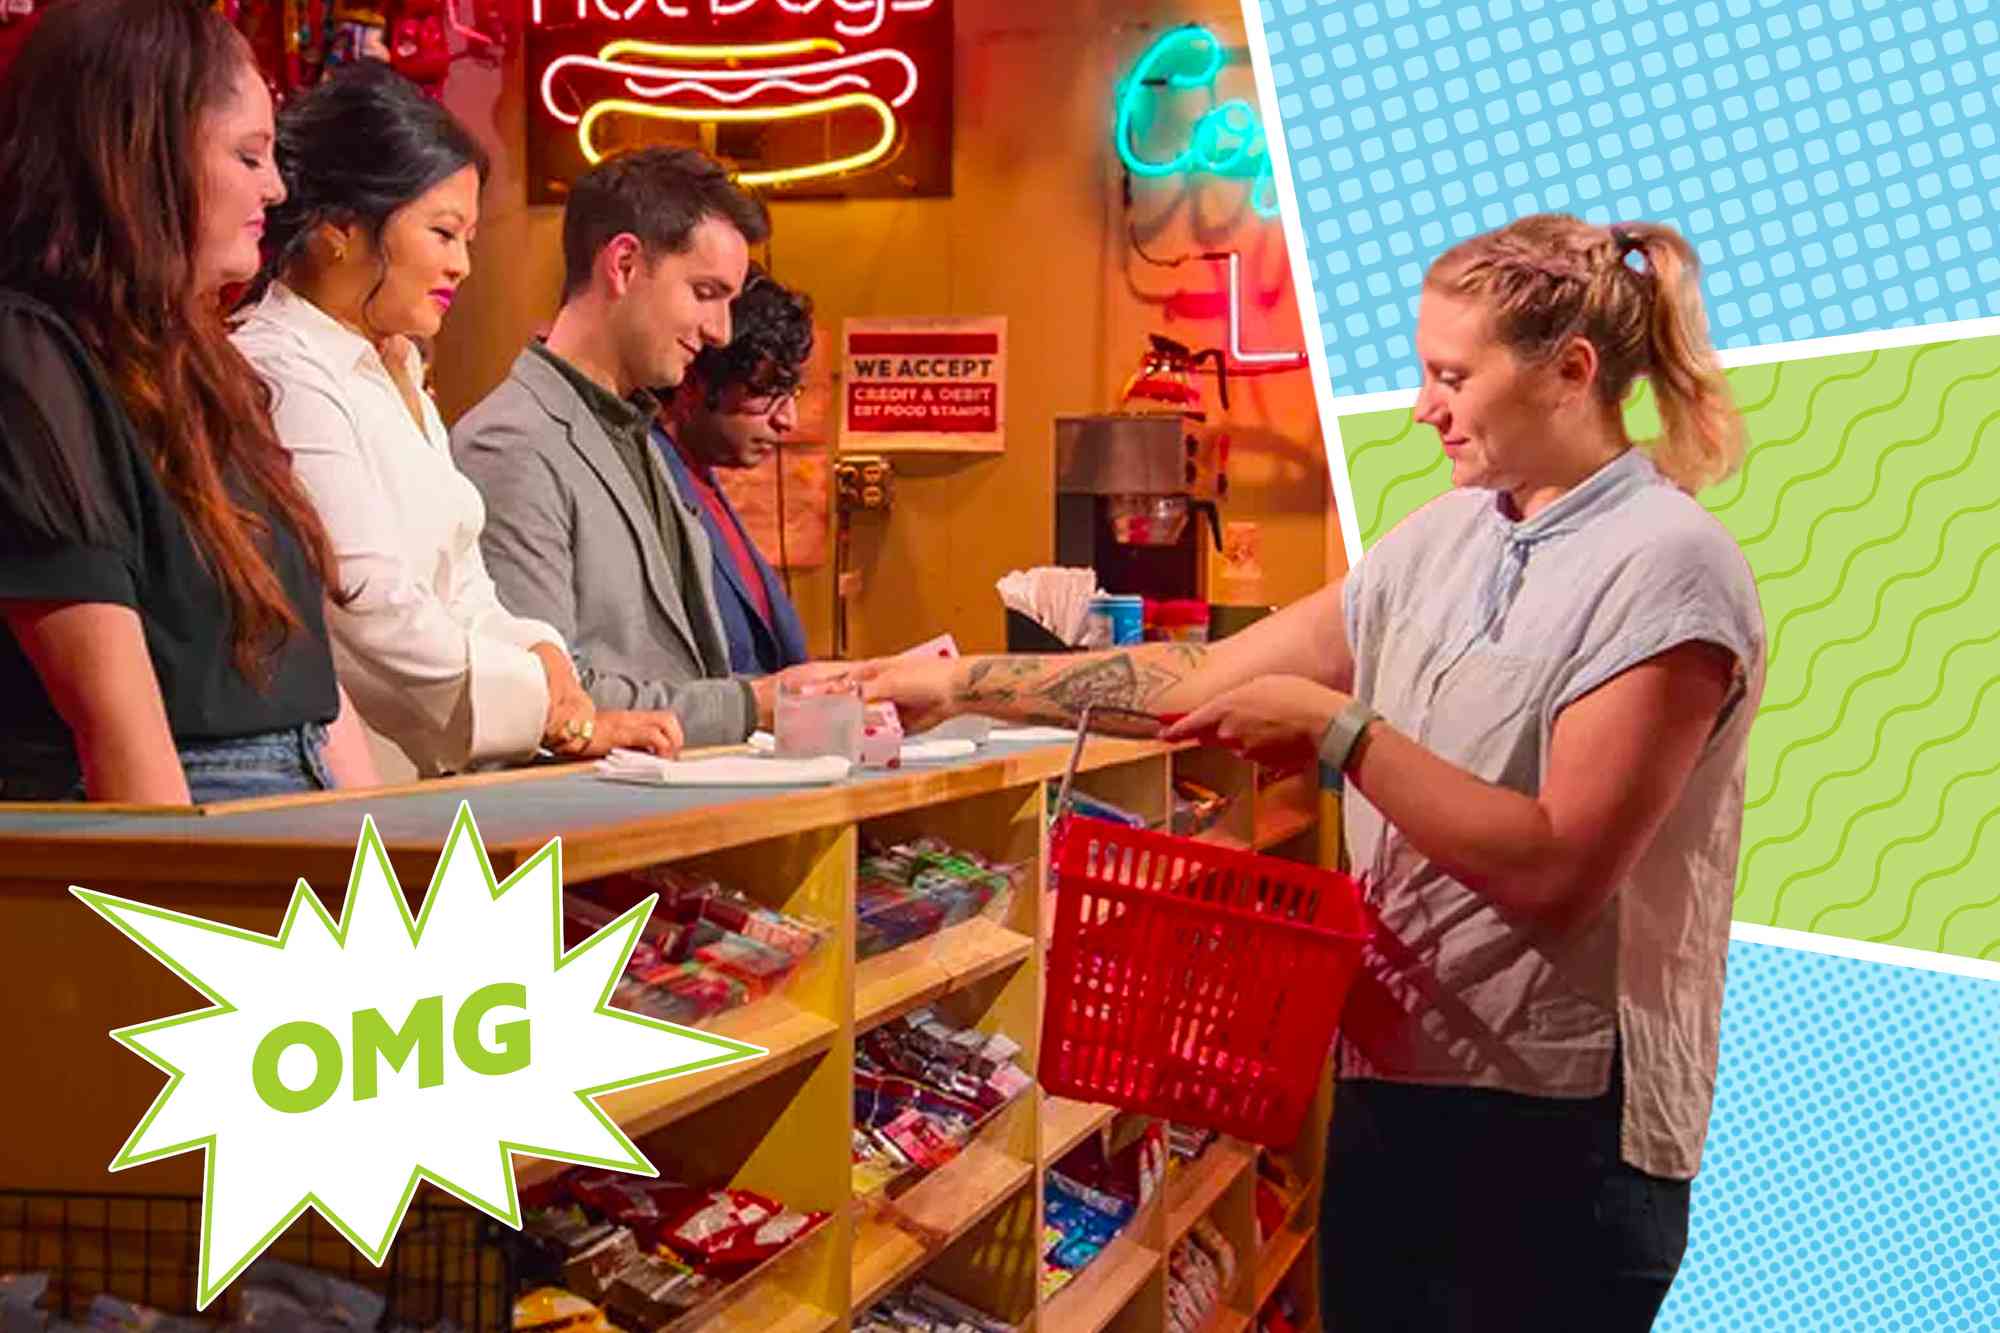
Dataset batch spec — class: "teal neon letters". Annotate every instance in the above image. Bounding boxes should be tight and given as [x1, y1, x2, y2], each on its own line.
[1114, 25, 1280, 220]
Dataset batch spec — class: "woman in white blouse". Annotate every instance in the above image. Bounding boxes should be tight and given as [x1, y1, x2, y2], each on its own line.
[234, 62, 681, 780]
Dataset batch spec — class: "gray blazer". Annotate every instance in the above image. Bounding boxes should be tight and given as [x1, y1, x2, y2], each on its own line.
[450, 348, 756, 747]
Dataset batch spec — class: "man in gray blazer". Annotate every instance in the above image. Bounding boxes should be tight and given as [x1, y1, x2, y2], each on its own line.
[453, 148, 775, 747]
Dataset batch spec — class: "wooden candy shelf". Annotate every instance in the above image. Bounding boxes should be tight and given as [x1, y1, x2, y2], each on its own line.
[0, 735, 1335, 1330]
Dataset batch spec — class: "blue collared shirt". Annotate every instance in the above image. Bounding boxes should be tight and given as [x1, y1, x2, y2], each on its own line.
[1340, 446, 1766, 1179]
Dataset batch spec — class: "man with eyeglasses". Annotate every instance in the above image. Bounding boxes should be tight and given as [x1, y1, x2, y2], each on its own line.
[651, 265, 812, 677]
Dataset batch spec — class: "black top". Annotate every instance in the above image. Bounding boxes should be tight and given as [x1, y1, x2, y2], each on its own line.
[0, 291, 340, 764]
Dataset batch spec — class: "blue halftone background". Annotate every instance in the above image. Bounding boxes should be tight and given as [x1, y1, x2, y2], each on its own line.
[1661, 939, 2000, 1330]
[1256, 0, 2000, 394]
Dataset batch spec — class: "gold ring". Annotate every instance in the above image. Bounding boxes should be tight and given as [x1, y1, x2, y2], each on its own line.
[580, 719, 595, 742]
[565, 719, 582, 740]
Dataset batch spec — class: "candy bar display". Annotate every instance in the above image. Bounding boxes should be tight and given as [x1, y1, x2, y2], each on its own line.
[566, 866, 829, 1029]
[14, 655, 1348, 1333]
[855, 838, 1023, 960]
[856, 1281, 1017, 1333]
[1165, 1221, 1237, 1333]
[851, 1009, 1034, 1195]
[516, 1171, 829, 1327]
[1039, 1169, 1138, 1301]
[1038, 1114, 1172, 1301]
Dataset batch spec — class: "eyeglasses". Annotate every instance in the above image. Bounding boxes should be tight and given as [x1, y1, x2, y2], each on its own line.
[738, 385, 805, 414]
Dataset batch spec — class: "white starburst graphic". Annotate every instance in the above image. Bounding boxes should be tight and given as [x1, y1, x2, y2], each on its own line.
[71, 801, 762, 1308]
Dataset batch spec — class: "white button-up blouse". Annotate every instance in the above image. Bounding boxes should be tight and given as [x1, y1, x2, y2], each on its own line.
[234, 282, 558, 781]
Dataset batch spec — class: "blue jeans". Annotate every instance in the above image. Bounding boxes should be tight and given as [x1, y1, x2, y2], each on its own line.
[178, 723, 336, 802]
[0, 723, 334, 804]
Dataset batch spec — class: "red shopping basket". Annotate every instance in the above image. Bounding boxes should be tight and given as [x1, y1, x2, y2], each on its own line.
[1040, 708, 1370, 1146]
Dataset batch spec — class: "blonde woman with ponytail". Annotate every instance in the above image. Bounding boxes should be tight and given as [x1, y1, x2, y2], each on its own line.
[866, 213, 1765, 1330]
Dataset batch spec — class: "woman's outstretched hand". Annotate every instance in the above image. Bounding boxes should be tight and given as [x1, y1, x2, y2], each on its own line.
[1162, 675, 1348, 767]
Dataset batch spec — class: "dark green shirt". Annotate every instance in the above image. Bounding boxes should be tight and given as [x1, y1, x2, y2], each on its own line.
[528, 341, 670, 543]
[524, 340, 750, 739]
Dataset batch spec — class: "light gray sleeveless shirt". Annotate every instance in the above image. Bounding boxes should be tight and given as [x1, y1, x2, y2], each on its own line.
[1339, 446, 1765, 1180]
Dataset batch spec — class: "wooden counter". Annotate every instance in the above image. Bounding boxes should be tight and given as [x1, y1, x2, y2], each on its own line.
[0, 735, 1329, 1329]
[0, 735, 1168, 892]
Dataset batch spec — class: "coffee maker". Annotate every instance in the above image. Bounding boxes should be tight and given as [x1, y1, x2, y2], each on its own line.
[1054, 412, 1221, 602]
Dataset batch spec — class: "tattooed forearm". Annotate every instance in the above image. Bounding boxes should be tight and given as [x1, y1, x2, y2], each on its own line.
[951, 645, 1210, 727]
[1044, 656, 1143, 713]
[961, 657, 1042, 704]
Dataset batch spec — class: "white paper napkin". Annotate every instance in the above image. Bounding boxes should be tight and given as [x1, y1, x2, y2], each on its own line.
[897, 739, 979, 763]
[595, 749, 851, 786]
[990, 726, 1079, 743]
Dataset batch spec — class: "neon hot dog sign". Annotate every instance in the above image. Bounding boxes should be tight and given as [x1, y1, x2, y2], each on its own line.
[528, 0, 951, 200]
[534, 1, 932, 39]
[1116, 25, 1280, 221]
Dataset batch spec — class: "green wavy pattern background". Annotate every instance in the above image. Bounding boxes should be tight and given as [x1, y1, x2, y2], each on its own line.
[1336, 337, 2000, 960]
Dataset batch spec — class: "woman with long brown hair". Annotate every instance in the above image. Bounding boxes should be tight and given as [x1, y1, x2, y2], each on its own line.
[0, 0, 376, 802]
[870, 213, 1765, 1329]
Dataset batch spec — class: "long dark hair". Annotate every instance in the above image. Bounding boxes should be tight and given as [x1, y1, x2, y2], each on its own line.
[255, 59, 490, 330]
[0, 0, 344, 680]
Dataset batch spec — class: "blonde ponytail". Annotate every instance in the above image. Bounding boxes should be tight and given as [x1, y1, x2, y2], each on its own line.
[1616, 223, 1746, 492]
[1427, 213, 1748, 495]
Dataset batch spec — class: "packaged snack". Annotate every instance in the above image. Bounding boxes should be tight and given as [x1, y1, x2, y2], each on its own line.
[609, 975, 694, 1025]
[1048, 1232, 1105, 1270]
[79, 1296, 210, 1331]
[1191, 1217, 1237, 1289]
[560, 1227, 639, 1300]
[1045, 1171, 1136, 1233]
[0, 1276, 47, 1333]
[602, 1255, 705, 1325]
[614, 866, 723, 914]
[0, 1273, 47, 1311]
[657, 1187, 774, 1253]
[511, 1288, 616, 1332]
[696, 1207, 828, 1277]
[985, 1061, 1034, 1103]
[563, 896, 661, 970]
[643, 960, 747, 1022]
[878, 1107, 956, 1171]
[678, 918, 729, 958]
[693, 932, 794, 996]
[568, 1173, 679, 1248]
[873, 1282, 1016, 1332]
[234, 1260, 387, 1330]
[234, 1287, 351, 1332]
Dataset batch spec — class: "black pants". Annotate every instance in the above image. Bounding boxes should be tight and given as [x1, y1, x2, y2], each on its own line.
[1319, 1071, 1690, 1332]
